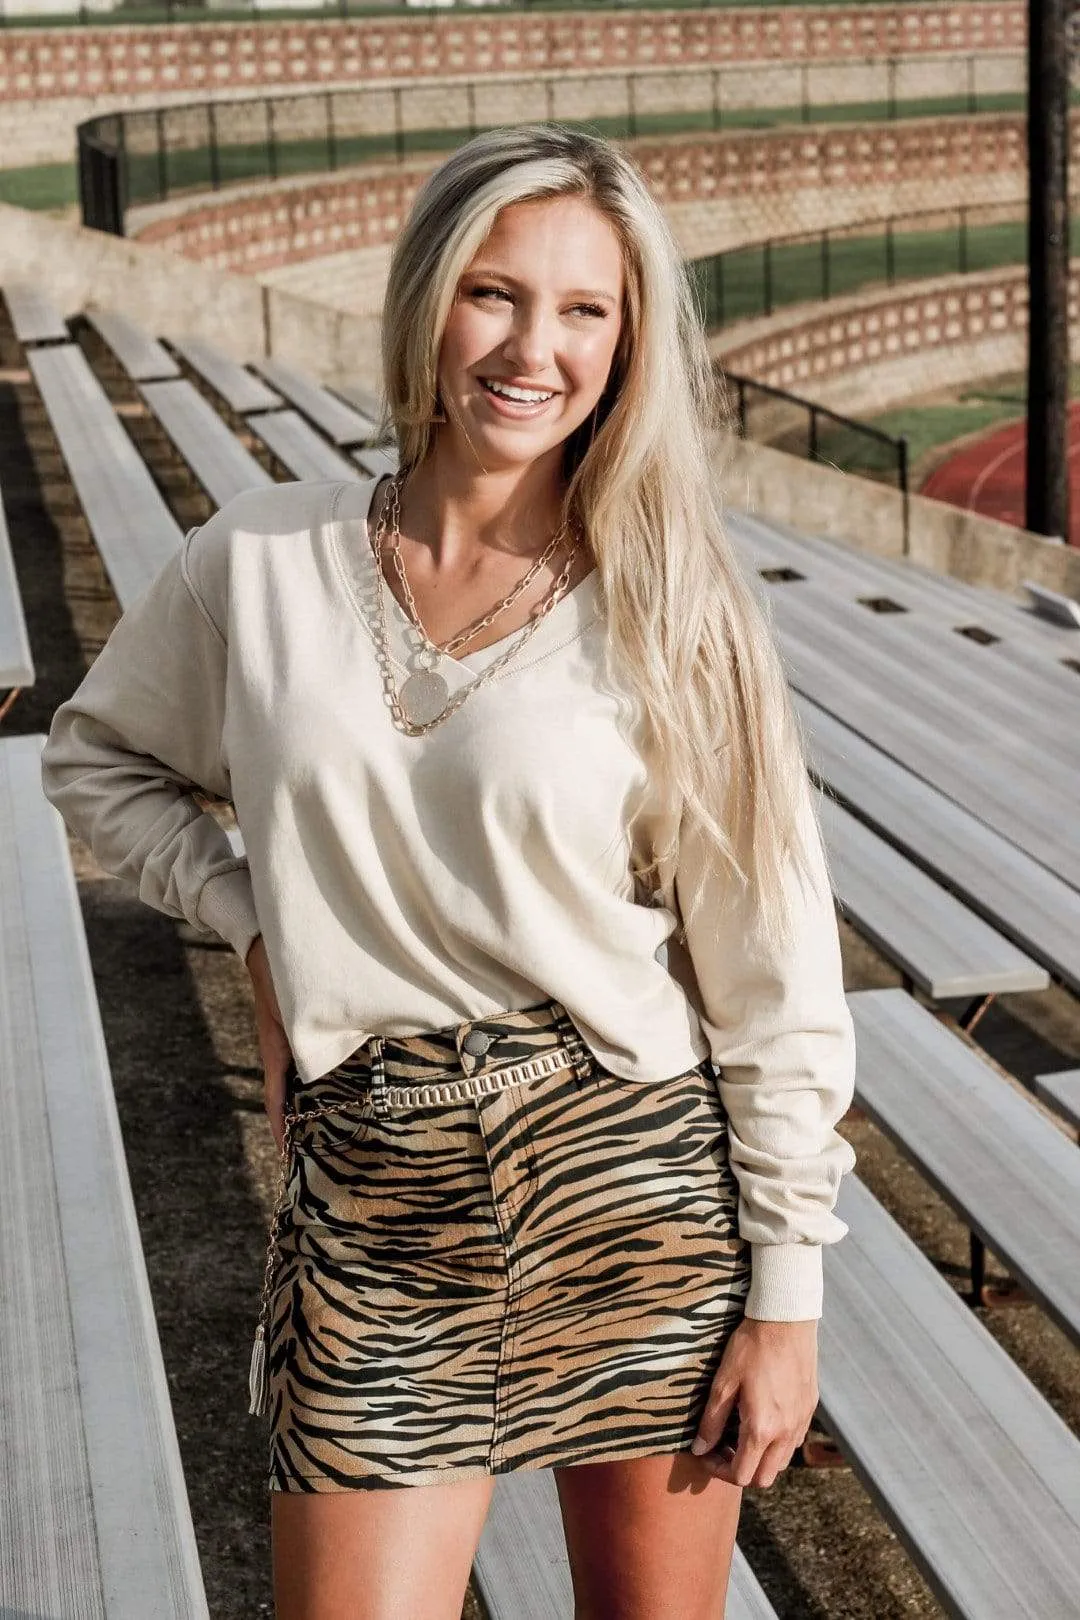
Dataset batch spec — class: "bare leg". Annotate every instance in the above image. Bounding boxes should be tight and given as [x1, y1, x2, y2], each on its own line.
[554, 1451, 743, 1620]
[271, 1475, 496, 1620]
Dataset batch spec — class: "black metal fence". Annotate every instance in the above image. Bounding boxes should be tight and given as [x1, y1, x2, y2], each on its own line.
[78, 51, 1024, 237]
[720, 369, 911, 552]
[689, 202, 1037, 329]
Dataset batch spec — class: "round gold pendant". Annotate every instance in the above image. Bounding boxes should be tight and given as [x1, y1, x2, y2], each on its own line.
[399, 669, 450, 726]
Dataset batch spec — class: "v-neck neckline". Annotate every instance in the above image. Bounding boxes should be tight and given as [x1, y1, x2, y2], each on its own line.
[344, 473, 601, 677]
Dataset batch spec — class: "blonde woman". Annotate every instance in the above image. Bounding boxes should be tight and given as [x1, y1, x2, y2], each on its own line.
[41, 125, 857, 1619]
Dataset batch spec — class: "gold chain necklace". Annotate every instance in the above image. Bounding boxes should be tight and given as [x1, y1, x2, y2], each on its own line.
[368, 472, 580, 735]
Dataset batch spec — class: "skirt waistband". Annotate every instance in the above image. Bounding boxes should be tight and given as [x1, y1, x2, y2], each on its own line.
[295, 997, 594, 1113]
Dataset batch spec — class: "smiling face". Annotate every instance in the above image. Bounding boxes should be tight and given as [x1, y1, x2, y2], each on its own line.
[435, 193, 626, 477]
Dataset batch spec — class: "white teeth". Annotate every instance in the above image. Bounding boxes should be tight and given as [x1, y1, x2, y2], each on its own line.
[484, 380, 554, 403]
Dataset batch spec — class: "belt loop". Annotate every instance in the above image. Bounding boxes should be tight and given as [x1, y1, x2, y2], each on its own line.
[558, 1009, 593, 1083]
[369, 1034, 390, 1117]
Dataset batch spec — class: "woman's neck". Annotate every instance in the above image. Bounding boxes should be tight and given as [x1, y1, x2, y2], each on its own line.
[395, 444, 569, 573]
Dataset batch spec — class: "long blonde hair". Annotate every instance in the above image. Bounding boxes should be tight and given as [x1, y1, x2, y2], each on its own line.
[378, 124, 823, 951]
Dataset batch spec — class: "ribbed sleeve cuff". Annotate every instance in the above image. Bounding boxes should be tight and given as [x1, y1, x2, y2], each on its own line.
[196, 865, 261, 963]
[744, 1243, 824, 1322]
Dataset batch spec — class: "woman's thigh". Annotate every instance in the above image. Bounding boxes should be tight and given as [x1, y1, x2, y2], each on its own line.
[554, 1451, 743, 1620]
[271, 1476, 496, 1620]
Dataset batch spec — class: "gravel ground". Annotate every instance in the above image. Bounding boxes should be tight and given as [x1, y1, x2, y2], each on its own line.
[4, 317, 1079, 1620]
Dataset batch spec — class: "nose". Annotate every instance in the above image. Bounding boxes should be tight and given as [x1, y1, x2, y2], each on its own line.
[500, 303, 554, 374]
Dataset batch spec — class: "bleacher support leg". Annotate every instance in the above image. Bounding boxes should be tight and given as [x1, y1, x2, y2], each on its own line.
[968, 1230, 1032, 1309]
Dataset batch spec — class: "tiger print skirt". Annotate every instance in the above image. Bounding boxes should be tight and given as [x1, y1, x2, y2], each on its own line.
[258, 996, 752, 1491]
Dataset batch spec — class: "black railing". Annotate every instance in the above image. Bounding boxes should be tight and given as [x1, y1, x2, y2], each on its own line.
[720, 369, 911, 553]
[688, 203, 1049, 329]
[77, 53, 1024, 237]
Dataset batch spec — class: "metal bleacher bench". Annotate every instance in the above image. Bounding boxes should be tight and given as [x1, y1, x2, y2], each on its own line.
[851, 988, 1080, 1335]
[1033, 1070, 1080, 1138]
[140, 378, 273, 508]
[4, 281, 69, 347]
[817, 789, 1048, 1010]
[28, 345, 182, 611]
[477, 1470, 779, 1620]
[354, 444, 400, 477]
[0, 483, 33, 720]
[248, 409, 362, 484]
[334, 376, 383, 422]
[817, 1162, 1080, 1620]
[1023, 579, 1080, 629]
[251, 357, 376, 447]
[84, 307, 181, 383]
[0, 734, 209, 1618]
[798, 695, 1080, 1003]
[170, 335, 282, 416]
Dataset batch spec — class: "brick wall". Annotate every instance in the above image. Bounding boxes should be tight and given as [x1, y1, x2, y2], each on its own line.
[0, 45, 1027, 168]
[129, 115, 1040, 284]
[0, 3, 1025, 106]
[712, 266, 1080, 416]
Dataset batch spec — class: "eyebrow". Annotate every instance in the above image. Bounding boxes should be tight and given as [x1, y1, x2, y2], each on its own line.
[464, 269, 619, 305]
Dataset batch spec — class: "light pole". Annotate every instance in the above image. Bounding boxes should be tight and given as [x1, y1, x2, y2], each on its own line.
[1026, 0, 1072, 542]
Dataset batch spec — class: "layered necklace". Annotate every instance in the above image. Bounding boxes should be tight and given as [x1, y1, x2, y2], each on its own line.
[368, 471, 581, 736]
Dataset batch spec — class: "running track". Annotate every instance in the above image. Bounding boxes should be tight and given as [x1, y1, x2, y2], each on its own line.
[922, 406, 1080, 544]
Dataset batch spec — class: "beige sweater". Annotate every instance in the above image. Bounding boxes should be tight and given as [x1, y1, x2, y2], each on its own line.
[41, 475, 857, 1322]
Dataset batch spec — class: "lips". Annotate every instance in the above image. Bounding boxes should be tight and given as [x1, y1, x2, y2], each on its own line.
[482, 377, 556, 399]
[478, 377, 559, 415]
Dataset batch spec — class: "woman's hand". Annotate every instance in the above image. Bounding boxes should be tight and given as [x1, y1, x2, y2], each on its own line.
[690, 1317, 819, 1488]
[245, 934, 292, 1154]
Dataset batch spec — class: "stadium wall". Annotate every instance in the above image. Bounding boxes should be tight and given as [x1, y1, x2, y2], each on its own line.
[712, 266, 1080, 414]
[0, 2, 1025, 165]
[127, 114, 1034, 286]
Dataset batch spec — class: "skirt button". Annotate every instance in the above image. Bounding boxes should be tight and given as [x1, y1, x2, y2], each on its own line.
[463, 1029, 495, 1057]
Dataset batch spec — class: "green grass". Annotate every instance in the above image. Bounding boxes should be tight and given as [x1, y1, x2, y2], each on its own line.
[696, 217, 1080, 329]
[0, 162, 78, 212]
[819, 403, 1022, 480]
[816, 367, 1080, 481]
[111, 86, 1068, 210]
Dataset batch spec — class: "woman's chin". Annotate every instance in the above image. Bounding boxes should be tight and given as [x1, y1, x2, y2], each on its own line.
[442, 415, 565, 471]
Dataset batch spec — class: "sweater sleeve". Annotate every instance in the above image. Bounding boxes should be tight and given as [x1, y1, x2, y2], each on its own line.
[40, 523, 261, 962]
[674, 770, 857, 1323]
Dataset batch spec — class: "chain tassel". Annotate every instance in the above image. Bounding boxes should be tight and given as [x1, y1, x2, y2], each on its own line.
[248, 1325, 269, 1417]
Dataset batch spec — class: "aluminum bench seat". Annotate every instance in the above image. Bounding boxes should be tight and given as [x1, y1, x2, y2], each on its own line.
[252, 358, 376, 447]
[760, 579, 1080, 890]
[850, 988, 1080, 1346]
[140, 379, 273, 508]
[819, 1164, 1080, 1619]
[1033, 1069, 1080, 1135]
[798, 697, 1080, 996]
[0, 484, 33, 709]
[28, 344, 182, 610]
[732, 510, 1080, 669]
[333, 377, 383, 422]
[818, 790, 1048, 1000]
[85, 307, 181, 382]
[1023, 579, 1080, 629]
[4, 281, 69, 346]
[353, 444, 399, 477]
[0, 733, 208, 1618]
[170, 335, 282, 415]
[248, 409, 362, 484]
